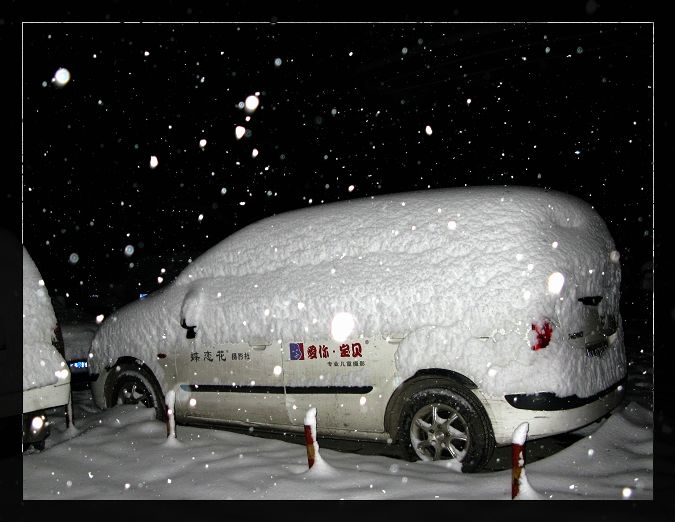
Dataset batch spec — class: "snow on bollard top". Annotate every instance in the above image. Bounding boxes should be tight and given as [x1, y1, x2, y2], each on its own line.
[304, 406, 317, 427]
[304, 407, 318, 442]
[512, 422, 529, 445]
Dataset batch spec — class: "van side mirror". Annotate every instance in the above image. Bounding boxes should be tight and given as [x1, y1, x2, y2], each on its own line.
[180, 318, 197, 339]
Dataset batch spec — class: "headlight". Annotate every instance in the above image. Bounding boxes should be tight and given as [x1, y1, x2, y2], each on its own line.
[55, 368, 70, 380]
[31, 415, 45, 432]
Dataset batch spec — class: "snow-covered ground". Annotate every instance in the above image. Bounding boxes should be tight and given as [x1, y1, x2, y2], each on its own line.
[22, 390, 652, 500]
[22, 305, 654, 500]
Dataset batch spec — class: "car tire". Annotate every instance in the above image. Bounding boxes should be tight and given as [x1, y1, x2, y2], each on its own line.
[108, 364, 167, 422]
[398, 384, 495, 472]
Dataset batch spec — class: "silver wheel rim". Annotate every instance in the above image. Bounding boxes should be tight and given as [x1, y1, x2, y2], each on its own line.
[410, 403, 470, 462]
[117, 380, 154, 408]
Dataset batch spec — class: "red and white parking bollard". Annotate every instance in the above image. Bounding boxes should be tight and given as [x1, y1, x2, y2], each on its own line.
[511, 422, 529, 499]
[304, 407, 319, 469]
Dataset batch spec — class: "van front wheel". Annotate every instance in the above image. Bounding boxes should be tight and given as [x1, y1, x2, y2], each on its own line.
[108, 365, 166, 422]
[398, 385, 494, 472]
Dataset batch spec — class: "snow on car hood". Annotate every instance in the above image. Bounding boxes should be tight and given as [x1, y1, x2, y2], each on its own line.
[23, 247, 69, 391]
[93, 186, 625, 398]
[90, 285, 183, 386]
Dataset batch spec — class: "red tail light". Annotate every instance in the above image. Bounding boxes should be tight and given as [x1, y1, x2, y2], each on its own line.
[531, 319, 553, 351]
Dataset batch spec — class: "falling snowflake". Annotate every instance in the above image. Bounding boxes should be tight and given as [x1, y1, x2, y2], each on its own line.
[547, 272, 565, 294]
[244, 95, 259, 113]
[53, 67, 71, 87]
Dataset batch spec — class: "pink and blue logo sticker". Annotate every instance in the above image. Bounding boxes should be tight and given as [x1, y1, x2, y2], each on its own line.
[289, 342, 305, 360]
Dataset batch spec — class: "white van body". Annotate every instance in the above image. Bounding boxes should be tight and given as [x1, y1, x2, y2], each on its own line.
[23, 247, 71, 447]
[90, 186, 626, 470]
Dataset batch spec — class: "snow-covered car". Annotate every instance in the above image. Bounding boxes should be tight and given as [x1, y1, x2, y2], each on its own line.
[89, 186, 626, 471]
[52, 297, 99, 390]
[23, 247, 71, 450]
[61, 319, 97, 390]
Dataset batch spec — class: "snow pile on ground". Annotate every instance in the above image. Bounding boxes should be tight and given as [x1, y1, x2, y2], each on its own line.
[514, 468, 544, 500]
[22, 247, 68, 390]
[22, 398, 652, 500]
[92, 186, 624, 398]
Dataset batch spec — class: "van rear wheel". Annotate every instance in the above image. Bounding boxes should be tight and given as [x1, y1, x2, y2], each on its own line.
[398, 385, 494, 472]
[108, 364, 166, 421]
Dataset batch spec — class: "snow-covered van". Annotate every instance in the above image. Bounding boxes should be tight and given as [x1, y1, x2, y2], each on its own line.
[23, 247, 71, 450]
[89, 186, 626, 471]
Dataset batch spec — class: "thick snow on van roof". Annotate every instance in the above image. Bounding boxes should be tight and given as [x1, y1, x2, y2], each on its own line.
[93, 186, 625, 399]
[23, 247, 68, 390]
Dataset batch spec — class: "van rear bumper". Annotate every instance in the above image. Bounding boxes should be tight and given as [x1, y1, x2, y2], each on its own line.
[476, 377, 626, 445]
[22, 380, 71, 413]
[504, 377, 626, 411]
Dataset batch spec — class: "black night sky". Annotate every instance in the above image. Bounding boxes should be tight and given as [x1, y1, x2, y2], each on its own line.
[22, 22, 652, 324]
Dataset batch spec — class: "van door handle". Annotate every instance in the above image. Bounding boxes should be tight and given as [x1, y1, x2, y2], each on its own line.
[248, 338, 272, 350]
